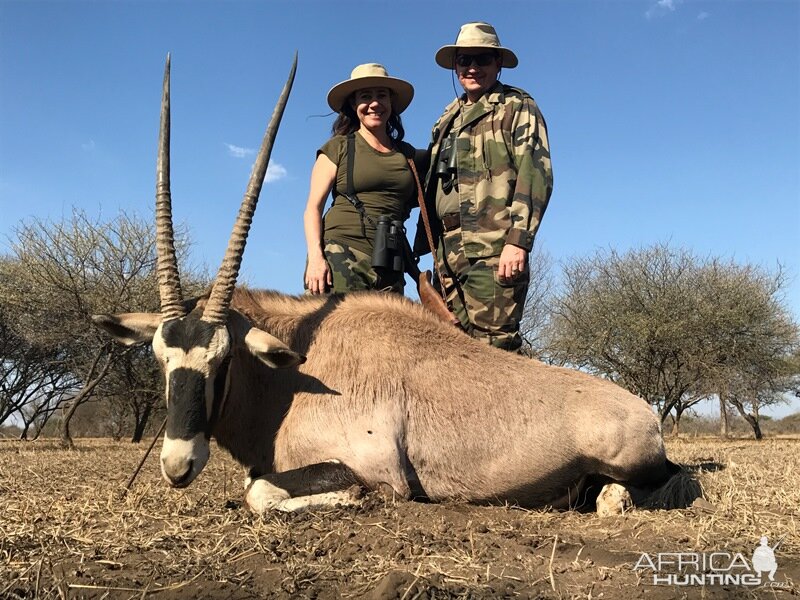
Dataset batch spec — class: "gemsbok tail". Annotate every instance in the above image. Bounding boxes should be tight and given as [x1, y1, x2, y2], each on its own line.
[641, 459, 704, 510]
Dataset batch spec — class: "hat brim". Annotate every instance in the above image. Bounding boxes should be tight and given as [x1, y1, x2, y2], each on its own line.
[435, 45, 518, 69]
[327, 76, 414, 114]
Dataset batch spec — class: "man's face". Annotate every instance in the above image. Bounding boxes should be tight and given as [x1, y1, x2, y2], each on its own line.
[455, 50, 500, 101]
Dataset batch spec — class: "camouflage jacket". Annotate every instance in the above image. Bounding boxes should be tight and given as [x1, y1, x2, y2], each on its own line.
[414, 82, 553, 258]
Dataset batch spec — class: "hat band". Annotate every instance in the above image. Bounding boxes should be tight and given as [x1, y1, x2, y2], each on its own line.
[455, 39, 501, 48]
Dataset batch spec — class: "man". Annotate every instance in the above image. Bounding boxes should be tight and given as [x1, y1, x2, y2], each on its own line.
[414, 22, 553, 351]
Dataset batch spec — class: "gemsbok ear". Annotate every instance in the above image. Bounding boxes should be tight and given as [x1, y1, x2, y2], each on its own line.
[92, 313, 162, 346]
[244, 327, 306, 369]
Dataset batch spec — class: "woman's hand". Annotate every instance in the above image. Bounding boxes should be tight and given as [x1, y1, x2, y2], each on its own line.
[305, 254, 332, 294]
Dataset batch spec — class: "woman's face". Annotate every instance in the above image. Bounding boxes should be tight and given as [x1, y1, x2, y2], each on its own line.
[351, 87, 392, 131]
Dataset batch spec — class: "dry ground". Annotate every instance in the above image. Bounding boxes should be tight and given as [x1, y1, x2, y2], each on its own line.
[0, 437, 797, 599]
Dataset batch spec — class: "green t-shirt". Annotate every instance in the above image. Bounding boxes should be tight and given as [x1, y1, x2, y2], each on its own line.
[320, 133, 415, 256]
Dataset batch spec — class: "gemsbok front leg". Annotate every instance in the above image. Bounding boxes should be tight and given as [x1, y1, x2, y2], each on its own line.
[244, 461, 365, 513]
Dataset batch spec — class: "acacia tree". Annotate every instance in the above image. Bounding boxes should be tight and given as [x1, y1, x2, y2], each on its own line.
[667, 393, 707, 436]
[519, 245, 555, 358]
[0, 209, 203, 445]
[15, 369, 75, 440]
[544, 244, 799, 435]
[0, 298, 76, 436]
[545, 244, 706, 424]
[695, 260, 799, 439]
[99, 345, 164, 442]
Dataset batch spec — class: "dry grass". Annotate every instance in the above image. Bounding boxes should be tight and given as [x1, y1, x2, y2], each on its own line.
[0, 438, 798, 599]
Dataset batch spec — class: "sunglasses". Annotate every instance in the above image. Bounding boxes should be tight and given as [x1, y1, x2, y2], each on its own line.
[455, 53, 497, 68]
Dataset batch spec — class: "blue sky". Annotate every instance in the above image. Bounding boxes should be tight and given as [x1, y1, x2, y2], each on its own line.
[2, 1, 799, 416]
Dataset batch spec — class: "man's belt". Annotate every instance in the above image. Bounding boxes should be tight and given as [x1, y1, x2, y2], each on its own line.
[441, 212, 461, 232]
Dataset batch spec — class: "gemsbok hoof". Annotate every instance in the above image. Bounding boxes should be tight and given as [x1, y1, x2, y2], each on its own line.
[596, 483, 633, 516]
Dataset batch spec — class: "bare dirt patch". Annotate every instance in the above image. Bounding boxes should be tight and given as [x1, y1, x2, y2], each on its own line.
[1, 438, 797, 598]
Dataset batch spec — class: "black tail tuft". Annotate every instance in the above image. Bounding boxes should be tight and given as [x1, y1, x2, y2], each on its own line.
[640, 461, 703, 510]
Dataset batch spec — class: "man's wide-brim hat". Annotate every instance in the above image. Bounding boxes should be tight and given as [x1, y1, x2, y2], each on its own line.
[327, 63, 414, 114]
[435, 22, 519, 69]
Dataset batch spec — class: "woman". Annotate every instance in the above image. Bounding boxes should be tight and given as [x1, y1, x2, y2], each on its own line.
[303, 63, 416, 294]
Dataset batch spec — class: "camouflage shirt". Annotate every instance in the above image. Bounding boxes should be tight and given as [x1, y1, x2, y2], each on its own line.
[421, 81, 553, 258]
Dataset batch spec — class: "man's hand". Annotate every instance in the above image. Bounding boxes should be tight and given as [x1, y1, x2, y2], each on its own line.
[498, 244, 528, 281]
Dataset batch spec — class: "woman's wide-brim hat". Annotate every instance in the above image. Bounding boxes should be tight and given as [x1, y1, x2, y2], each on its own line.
[327, 63, 414, 114]
[435, 22, 519, 69]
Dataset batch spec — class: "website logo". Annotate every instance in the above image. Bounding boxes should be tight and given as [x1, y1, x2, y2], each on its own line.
[633, 535, 788, 588]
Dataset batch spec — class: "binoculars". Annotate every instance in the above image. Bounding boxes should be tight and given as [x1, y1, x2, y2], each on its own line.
[371, 215, 404, 272]
[435, 132, 459, 178]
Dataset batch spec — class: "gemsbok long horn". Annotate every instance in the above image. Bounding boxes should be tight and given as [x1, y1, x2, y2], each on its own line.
[202, 53, 298, 325]
[155, 53, 186, 321]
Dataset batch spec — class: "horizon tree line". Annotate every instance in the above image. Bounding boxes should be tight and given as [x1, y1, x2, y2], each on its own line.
[1, 211, 798, 442]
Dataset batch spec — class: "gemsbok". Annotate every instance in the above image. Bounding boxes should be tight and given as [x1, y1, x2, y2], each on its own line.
[94, 55, 698, 515]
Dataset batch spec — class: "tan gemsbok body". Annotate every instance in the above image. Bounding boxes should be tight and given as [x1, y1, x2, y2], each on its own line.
[94, 56, 692, 514]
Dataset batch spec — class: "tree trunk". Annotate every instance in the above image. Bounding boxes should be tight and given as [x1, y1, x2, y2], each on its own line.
[131, 402, 153, 443]
[742, 413, 763, 440]
[658, 397, 680, 424]
[751, 404, 762, 440]
[60, 346, 115, 449]
[728, 397, 763, 441]
[32, 406, 58, 441]
[719, 395, 729, 438]
[672, 406, 684, 436]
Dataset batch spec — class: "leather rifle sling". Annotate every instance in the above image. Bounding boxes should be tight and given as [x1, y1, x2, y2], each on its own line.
[406, 157, 449, 305]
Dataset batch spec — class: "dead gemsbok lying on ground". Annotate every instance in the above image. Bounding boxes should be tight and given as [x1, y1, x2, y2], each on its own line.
[94, 55, 699, 515]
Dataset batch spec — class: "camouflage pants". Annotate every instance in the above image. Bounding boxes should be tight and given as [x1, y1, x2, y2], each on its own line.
[305, 240, 404, 294]
[436, 229, 528, 352]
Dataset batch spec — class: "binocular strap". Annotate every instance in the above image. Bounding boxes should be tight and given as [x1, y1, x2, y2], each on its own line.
[341, 133, 375, 239]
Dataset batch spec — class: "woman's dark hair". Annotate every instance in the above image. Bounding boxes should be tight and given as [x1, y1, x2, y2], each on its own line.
[331, 91, 405, 141]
